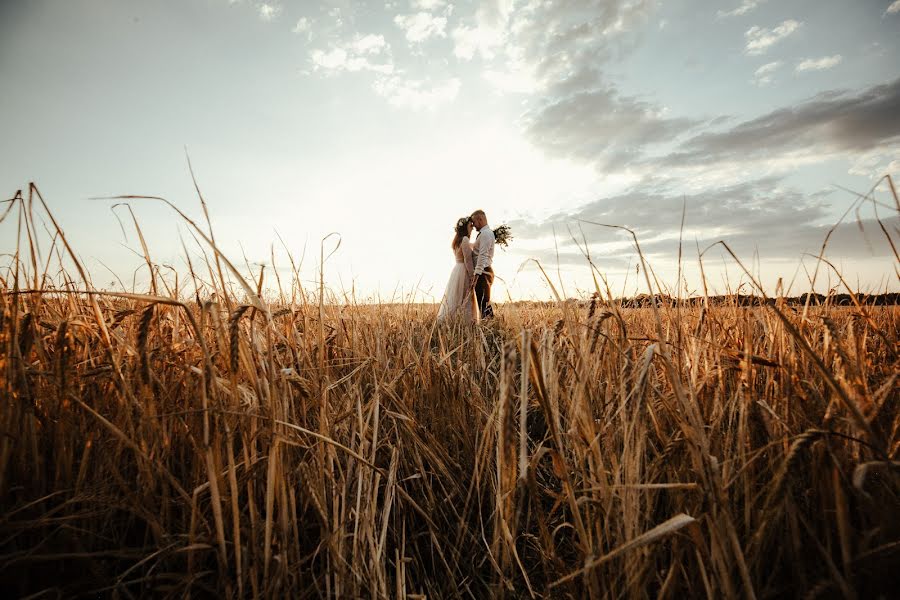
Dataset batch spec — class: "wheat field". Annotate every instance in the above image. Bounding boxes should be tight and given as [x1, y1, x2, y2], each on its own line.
[1, 184, 899, 598]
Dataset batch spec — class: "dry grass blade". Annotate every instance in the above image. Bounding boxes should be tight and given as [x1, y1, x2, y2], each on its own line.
[138, 303, 155, 384]
[551, 514, 697, 588]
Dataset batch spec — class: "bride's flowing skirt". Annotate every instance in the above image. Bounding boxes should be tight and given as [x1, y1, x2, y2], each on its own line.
[437, 263, 478, 323]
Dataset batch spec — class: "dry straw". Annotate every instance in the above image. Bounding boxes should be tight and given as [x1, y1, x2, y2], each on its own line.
[0, 177, 898, 598]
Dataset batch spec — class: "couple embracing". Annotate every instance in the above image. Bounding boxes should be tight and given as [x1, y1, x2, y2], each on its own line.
[437, 209, 495, 324]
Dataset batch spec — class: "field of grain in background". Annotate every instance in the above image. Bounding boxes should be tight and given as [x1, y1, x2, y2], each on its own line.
[1, 183, 898, 598]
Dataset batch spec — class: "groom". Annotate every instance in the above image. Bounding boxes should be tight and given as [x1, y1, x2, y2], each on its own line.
[470, 209, 495, 320]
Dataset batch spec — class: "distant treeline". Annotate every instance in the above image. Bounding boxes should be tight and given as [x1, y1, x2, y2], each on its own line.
[506, 293, 900, 308]
[610, 292, 900, 308]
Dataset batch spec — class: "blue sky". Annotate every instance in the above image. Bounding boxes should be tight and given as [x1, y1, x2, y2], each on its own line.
[1, 0, 898, 300]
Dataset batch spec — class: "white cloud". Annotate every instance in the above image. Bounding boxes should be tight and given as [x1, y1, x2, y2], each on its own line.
[394, 11, 448, 43]
[796, 55, 843, 72]
[658, 78, 900, 176]
[310, 47, 349, 71]
[718, 0, 765, 19]
[451, 23, 504, 60]
[744, 19, 802, 55]
[886, 1, 900, 15]
[373, 76, 460, 110]
[352, 34, 388, 54]
[848, 147, 900, 179]
[257, 2, 280, 21]
[887, 159, 900, 175]
[292, 17, 313, 41]
[501, 0, 655, 85]
[309, 35, 394, 75]
[327, 7, 344, 29]
[412, 0, 447, 9]
[449, 0, 513, 61]
[752, 61, 781, 86]
[498, 1, 683, 171]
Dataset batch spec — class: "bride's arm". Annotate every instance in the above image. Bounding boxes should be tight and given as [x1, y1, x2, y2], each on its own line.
[463, 237, 475, 285]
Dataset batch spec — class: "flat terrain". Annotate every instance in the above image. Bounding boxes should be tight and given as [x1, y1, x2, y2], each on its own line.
[1, 293, 898, 598]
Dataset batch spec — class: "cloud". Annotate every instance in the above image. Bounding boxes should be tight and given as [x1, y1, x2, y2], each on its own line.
[523, 72, 698, 171]
[450, 1, 889, 191]
[464, 1, 701, 172]
[848, 147, 900, 179]
[372, 76, 460, 110]
[504, 0, 658, 84]
[509, 177, 898, 267]
[257, 2, 280, 22]
[352, 34, 388, 54]
[886, 1, 900, 15]
[452, 22, 504, 61]
[637, 215, 899, 263]
[796, 55, 843, 72]
[450, 0, 514, 61]
[718, 0, 766, 19]
[309, 34, 394, 75]
[752, 61, 781, 86]
[302, 2, 461, 111]
[412, 0, 447, 9]
[292, 17, 313, 40]
[510, 244, 633, 272]
[449, 0, 662, 85]
[394, 11, 448, 43]
[744, 19, 802, 55]
[661, 77, 900, 168]
[512, 177, 823, 241]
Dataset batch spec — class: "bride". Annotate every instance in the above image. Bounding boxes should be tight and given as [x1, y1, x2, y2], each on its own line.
[437, 216, 479, 324]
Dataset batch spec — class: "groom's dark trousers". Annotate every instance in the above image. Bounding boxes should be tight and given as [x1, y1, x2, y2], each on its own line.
[474, 267, 494, 319]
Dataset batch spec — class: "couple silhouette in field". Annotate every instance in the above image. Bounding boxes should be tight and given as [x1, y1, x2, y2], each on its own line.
[437, 209, 495, 324]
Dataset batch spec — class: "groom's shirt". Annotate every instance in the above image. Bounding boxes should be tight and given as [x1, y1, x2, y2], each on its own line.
[473, 226, 495, 275]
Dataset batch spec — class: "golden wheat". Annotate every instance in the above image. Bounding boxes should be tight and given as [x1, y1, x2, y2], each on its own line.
[0, 182, 898, 598]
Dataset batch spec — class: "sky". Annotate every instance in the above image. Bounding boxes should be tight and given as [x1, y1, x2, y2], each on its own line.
[1, 0, 898, 301]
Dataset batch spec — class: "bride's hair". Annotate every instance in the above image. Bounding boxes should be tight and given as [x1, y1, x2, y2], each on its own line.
[452, 216, 472, 249]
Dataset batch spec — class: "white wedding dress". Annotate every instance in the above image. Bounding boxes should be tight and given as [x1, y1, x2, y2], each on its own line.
[437, 237, 479, 323]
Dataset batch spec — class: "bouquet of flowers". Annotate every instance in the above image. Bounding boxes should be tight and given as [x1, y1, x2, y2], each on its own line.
[493, 224, 513, 248]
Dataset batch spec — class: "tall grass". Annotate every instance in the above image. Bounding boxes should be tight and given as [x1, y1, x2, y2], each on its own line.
[1, 182, 898, 598]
